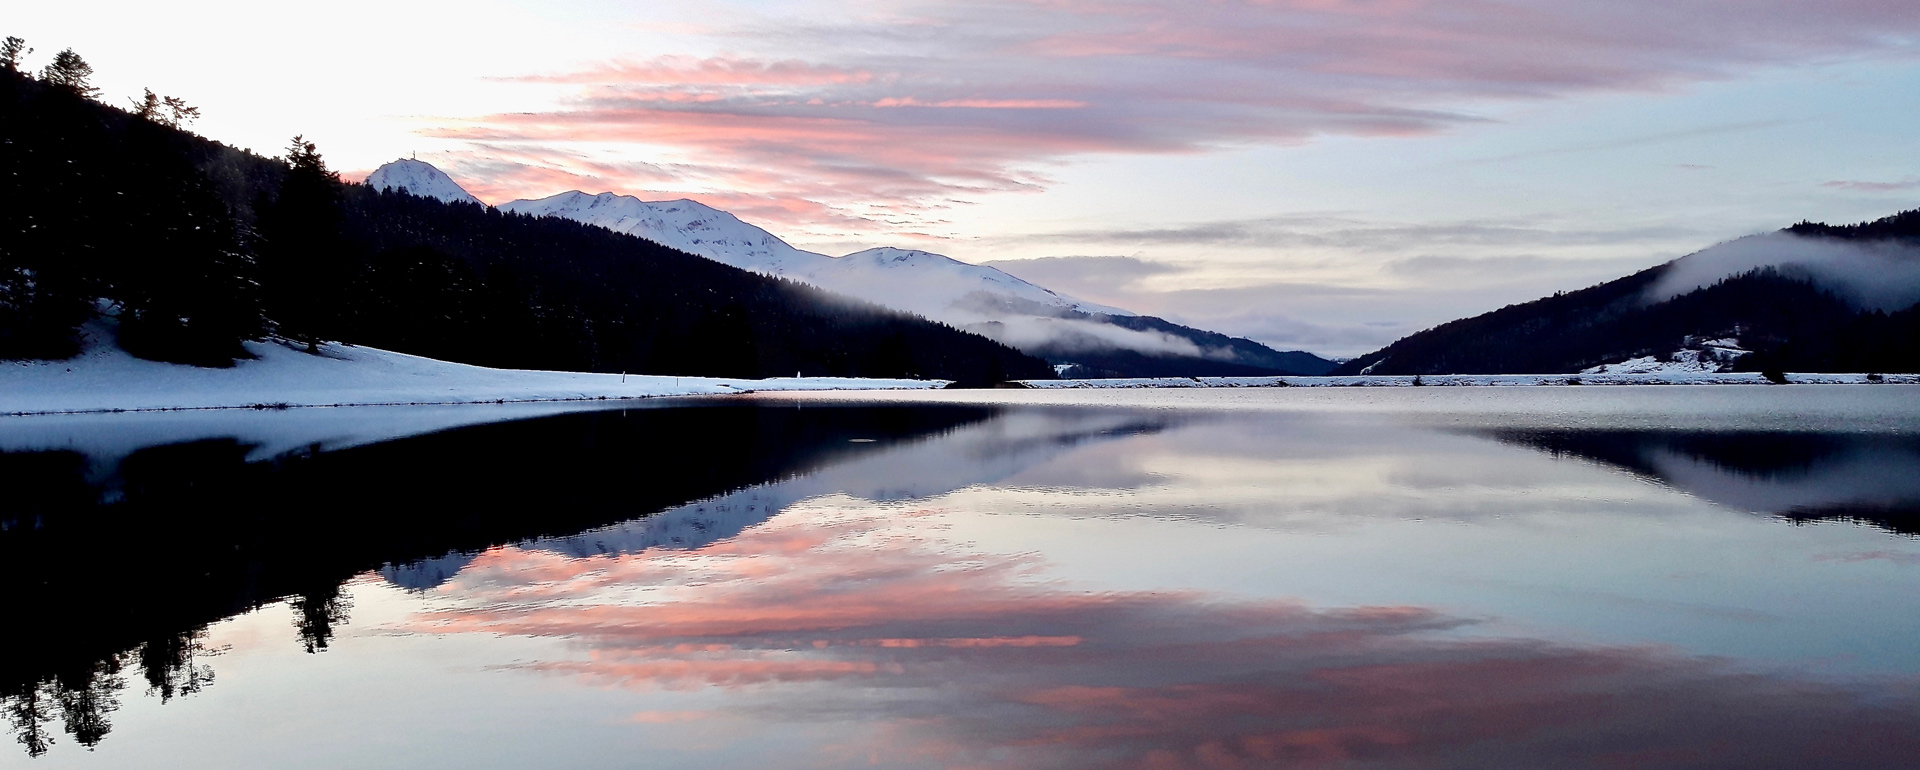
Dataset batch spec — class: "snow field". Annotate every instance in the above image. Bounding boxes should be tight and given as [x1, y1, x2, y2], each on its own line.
[0, 321, 942, 416]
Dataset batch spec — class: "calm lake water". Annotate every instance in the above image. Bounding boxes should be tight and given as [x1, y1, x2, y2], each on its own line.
[3, 387, 1919, 769]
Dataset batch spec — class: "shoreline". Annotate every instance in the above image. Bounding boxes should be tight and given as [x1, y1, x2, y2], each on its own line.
[1020, 373, 1920, 389]
[0, 324, 944, 418]
[0, 388, 912, 418]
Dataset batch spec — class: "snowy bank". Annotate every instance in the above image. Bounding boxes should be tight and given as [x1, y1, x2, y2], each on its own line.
[0, 323, 943, 416]
[1020, 373, 1920, 389]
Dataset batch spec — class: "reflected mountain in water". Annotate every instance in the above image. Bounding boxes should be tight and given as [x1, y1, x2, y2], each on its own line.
[1487, 429, 1920, 534]
[387, 408, 1171, 590]
[0, 402, 997, 756]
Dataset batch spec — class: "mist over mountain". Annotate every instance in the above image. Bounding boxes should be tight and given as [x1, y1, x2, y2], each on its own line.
[1649, 231, 1920, 311]
[1336, 209, 1920, 376]
[491, 184, 1335, 376]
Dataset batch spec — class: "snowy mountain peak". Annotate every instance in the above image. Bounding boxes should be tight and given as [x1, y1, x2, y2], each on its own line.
[831, 247, 1136, 317]
[364, 159, 482, 206]
[498, 192, 828, 275]
[498, 189, 1133, 320]
[491, 188, 1306, 369]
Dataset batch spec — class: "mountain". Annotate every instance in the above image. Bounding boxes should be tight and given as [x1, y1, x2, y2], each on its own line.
[496, 191, 827, 275]
[364, 158, 481, 205]
[494, 186, 1336, 376]
[496, 192, 1130, 315]
[0, 66, 1050, 382]
[1335, 210, 1920, 375]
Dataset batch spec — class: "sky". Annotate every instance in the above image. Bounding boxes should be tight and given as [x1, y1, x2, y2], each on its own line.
[11, 0, 1920, 356]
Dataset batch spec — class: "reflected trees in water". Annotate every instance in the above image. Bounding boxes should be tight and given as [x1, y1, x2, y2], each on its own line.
[2, 628, 218, 757]
[0, 403, 994, 756]
[291, 584, 352, 654]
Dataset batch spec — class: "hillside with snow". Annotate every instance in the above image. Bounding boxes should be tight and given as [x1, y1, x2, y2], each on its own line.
[1336, 208, 1920, 376]
[447, 167, 1335, 376]
[0, 316, 941, 416]
[496, 191, 1132, 317]
[497, 192, 827, 275]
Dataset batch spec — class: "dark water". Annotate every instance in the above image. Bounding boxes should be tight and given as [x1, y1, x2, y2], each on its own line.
[2, 388, 1918, 769]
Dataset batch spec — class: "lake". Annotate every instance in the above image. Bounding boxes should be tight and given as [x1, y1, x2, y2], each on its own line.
[3, 386, 1918, 769]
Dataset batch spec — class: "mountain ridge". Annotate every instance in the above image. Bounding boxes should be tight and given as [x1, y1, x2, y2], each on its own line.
[466, 173, 1336, 376]
[1334, 210, 1920, 375]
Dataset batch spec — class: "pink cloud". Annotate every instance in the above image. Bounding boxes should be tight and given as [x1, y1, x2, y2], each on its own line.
[432, 0, 1920, 235]
[509, 56, 877, 87]
[626, 710, 723, 724]
[870, 97, 1089, 109]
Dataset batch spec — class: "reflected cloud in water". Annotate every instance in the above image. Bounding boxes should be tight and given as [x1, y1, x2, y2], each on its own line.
[417, 504, 1920, 769]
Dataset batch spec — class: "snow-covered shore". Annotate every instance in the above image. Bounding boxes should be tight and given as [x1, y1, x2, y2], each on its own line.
[1021, 373, 1920, 389]
[0, 324, 943, 416]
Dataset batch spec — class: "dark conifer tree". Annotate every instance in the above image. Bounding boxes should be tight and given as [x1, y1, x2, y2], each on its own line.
[256, 136, 346, 352]
[0, 37, 28, 72]
[109, 120, 264, 365]
[0, 62, 100, 359]
[38, 49, 96, 99]
[160, 95, 199, 129]
[129, 88, 160, 121]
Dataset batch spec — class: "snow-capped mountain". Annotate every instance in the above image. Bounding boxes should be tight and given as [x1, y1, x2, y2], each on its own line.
[496, 191, 1130, 319]
[497, 191, 827, 275]
[364, 160, 1335, 376]
[364, 158, 482, 205]
[817, 247, 1133, 317]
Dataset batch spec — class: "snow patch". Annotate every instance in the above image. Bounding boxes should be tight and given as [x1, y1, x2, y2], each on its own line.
[1582, 337, 1751, 375]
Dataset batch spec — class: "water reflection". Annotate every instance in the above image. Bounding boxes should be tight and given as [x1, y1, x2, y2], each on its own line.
[3, 394, 1919, 766]
[421, 503, 1920, 769]
[384, 408, 1169, 590]
[0, 402, 994, 755]
[1487, 429, 1920, 534]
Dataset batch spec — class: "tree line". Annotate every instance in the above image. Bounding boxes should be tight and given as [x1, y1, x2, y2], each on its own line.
[0, 39, 1050, 381]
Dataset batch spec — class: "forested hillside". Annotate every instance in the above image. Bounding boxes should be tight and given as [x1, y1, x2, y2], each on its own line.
[1336, 211, 1920, 375]
[0, 50, 1049, 381]
[1022, 312, 1339, 378]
